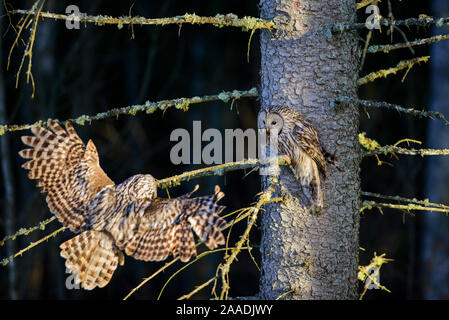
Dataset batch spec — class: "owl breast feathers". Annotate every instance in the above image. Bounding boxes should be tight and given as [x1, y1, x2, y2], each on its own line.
[258, 105, 336, 209]
[19, 120, 226, 290]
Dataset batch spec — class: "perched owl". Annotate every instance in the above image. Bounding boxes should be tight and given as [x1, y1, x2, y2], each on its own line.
[258, 105, 335, 209]
[19, 120, 226, 290]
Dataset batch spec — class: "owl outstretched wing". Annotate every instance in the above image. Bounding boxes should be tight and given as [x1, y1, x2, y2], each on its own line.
[122, 185, 226, 263]
[19, 120, 114, 232]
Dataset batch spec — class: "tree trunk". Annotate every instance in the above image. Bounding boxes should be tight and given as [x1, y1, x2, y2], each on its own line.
[258, 0, 360, 299]
[422, 0, 449, 300]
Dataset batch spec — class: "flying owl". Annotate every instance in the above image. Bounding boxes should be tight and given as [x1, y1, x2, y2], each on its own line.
[258, 105, 335, 209]
[19, 120, 227, 290]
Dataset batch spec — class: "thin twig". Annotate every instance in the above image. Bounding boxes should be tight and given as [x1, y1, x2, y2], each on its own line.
[178, 277, 216, 300]
[275, 289, 295, 300]
[360, 30, 372, 71]
[157, 247, 247, 300]
[6, 1, 38, 71]
[0, 227, 65, 267]
[8, 0, 44, 98]
[0, 216, 56, 247]
[368, 34, 449, 53]
[123, 256, 180, 300]
[217, 177, 278, 300]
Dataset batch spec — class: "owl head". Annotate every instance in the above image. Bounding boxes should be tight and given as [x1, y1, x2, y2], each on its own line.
[130, 174, 157, 200]
[258, 105, 299, 135]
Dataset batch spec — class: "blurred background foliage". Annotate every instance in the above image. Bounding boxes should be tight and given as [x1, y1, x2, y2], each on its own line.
[0, 0, 447, 299]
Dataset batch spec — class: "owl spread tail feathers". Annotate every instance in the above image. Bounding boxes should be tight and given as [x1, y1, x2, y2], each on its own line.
[60, 230, 124, 290]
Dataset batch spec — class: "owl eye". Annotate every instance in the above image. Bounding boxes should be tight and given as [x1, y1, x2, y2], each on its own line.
[272, 121, 277, 125]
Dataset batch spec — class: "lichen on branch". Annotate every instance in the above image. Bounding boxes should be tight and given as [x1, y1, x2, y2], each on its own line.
[9, 9, 276, 31]
[365, 145, 449, 157]
[0, 88, 259, 135]
[361, 191, 449, 214]
[157, 157, 289, 189]
[0, 216, 56, 247]
[358, 56, 430, 86]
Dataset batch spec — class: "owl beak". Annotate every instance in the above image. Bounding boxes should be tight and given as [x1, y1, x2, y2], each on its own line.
[266, 127, 269, 134]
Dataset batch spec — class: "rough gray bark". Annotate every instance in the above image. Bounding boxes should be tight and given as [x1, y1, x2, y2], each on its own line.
[422, 0, 449, 300]
[258, 0, 360, 299]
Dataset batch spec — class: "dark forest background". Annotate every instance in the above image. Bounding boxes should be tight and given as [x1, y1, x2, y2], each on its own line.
[0, 0, 447, 299]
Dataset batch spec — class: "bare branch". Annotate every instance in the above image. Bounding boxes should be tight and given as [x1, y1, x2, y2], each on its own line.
[0, 88, 259, 135]
[368, 34, 449, 54]
[333, 15, 449, 33]
[336, 96, 449, 126]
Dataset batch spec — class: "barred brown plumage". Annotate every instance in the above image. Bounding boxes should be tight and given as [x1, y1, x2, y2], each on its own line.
[19, 120, 226, 290]
[258, 105, 335, 210]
